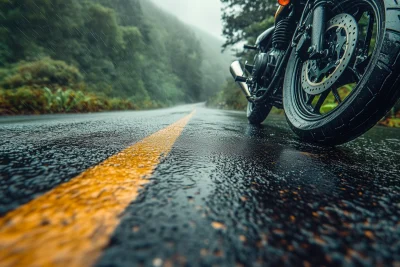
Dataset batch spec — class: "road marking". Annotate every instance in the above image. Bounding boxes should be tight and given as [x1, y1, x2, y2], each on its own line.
[0, 111, 195, 267]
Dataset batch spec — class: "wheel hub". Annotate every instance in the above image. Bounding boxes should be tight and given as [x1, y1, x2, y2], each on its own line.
[302, 13, 359, 95]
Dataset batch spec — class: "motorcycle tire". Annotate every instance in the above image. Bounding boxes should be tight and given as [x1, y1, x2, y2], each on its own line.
[247, 102, 272, 125]
[284, 0, 400, 145]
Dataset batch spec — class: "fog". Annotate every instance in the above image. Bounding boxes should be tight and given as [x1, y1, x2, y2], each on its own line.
[150, 0, 224, 39]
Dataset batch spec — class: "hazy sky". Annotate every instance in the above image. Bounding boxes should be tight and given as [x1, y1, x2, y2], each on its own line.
[150, 0, 224, 39]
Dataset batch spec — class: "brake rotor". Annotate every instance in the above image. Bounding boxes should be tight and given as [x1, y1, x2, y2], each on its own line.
[302, 13, 359, 95]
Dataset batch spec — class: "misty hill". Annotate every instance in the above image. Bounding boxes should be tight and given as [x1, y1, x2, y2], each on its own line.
[190, 26, 233, 99]
[0, 0, 230, 113]
[191, 26, 233, 65]
[141, 0, 232, 100]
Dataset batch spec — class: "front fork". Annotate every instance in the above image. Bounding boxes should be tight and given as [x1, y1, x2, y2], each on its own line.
[233, 0, 330, 104]
[310, 0, 328, 54]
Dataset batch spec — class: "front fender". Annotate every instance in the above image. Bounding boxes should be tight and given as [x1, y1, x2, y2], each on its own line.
[255, 26, 275, 48]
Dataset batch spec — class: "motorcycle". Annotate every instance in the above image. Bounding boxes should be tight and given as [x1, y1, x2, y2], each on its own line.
[230, 0, 400, 145]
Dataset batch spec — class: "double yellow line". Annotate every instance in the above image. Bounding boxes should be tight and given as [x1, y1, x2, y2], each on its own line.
[0, 111, 195, 267]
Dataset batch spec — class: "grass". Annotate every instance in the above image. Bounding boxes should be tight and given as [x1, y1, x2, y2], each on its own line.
[380, 118, 400, 128]
[0, 58, 165, 115]
[0, 87, 138, 115]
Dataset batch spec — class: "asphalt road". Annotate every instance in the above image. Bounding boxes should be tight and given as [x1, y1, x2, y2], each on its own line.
[0, 104, 399, 266]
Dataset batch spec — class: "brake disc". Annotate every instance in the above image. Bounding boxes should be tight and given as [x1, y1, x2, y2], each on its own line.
[301, 13, 359, 95]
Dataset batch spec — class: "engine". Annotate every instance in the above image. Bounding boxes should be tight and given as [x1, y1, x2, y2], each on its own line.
[251, 17, 293, 89]
[251, 49, 286, 88]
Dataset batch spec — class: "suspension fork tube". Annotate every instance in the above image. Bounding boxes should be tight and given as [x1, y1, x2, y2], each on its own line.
[312, 0, 328, 51]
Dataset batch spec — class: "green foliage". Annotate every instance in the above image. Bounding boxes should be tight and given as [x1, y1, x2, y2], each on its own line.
[0, 87, 46, 114]
[220, 0, 277, 49]
[85, 3, 125, 50]
[380, 118, 400, 128]
[1, 58, 83, 89]
[0, 42, 11, 66]
[0, 0, 228, 115]
[140, 0, 205, 103]
[121, 26, 143, 51]
[210, 0, 277, 112]
[0, 87, 137, 115]
[380, 99, 400, 127]
[207, 80, 248, 110]
[318, 84, 353, 114]
[320, 103, 338, 114]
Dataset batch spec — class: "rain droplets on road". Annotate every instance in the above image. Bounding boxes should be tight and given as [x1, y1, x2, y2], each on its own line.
[1, 105, 399, 266]
[94, 105, 399, 266]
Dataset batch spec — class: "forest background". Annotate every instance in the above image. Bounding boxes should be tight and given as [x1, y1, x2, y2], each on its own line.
[0, 0, 230, 114]
[0, 0, 398, 127]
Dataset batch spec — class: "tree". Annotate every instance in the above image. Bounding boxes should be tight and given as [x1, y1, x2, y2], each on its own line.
[1, 0, 228, 109]
[220, 0, 277, 50]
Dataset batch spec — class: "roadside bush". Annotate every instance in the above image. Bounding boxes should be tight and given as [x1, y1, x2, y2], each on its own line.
[207, 80, 247, 110]
[1, 58, 83, 89]
[0, 87, 48, 114]
[394, 99, 400, 117]
[0, 87, 137, 115]
[380, 99, 400, 127]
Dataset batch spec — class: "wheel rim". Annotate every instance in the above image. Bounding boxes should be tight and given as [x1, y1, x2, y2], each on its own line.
[292, 0, 382, 120]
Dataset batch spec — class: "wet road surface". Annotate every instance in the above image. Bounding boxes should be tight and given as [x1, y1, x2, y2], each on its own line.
[0, 104, 399, 266]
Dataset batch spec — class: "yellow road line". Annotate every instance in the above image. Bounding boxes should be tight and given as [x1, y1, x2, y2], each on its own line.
[0, 111, 195, 267]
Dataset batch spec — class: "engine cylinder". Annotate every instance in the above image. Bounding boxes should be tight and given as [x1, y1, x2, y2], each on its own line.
[272, 18, 294, 49]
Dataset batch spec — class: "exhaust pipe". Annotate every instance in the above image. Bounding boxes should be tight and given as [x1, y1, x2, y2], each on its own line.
[230, 61, 251, 98]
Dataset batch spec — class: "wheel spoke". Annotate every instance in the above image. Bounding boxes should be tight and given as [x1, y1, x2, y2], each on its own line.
[355, 55, 371, 73]
[363, 13, 374, 55]
[352, 8, 363, 21]
[340, 66, 362, 85]
[306, 94, 316, 105]
[348, 66, 362, 81]
[313, 91, 330, 114]
[332, 88, 342, 103]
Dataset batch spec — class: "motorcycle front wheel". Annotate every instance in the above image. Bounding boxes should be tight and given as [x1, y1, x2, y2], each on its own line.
[284, 0, 400, 145]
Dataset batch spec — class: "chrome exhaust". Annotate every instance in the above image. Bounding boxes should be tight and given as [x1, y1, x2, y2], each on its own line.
[230, 61, 251, 98]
